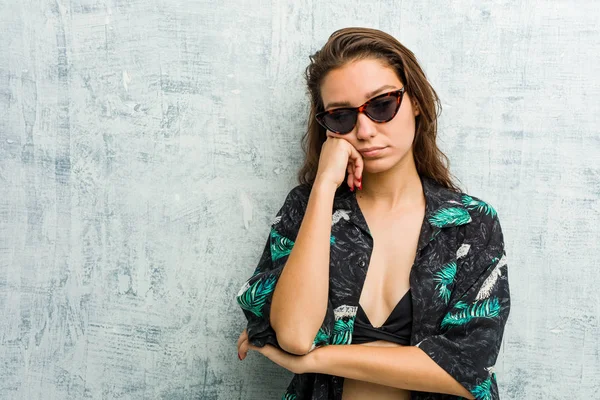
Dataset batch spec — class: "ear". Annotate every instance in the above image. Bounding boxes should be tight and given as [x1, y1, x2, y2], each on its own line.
[412, 100, 420, 117]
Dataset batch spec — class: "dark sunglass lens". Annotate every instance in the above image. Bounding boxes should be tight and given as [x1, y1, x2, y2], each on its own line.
[366, 97, 398, 121]
[324, 110, 356, 133]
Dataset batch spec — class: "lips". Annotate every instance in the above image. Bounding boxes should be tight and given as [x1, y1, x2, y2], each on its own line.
[359, 146, 386, 153]
[359, 146, 387, 157]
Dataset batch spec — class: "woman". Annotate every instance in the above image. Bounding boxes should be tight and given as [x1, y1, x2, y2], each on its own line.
[235, 27, 510, 400]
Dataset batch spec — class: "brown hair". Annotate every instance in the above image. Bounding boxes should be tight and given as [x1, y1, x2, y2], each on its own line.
[297, 27, 461, 191]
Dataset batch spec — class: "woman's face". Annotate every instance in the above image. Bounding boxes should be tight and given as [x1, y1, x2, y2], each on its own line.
[319, 58, 420, 174]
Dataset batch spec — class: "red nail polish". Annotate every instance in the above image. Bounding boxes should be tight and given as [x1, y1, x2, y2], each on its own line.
[358, 183, 362, 190]
[238, 353, 242, 360]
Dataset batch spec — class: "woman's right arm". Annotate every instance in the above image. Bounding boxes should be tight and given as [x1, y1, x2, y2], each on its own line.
[270, 178, 338, 355]
[236, 136, 363, 355]
[270, 135, 364, 355]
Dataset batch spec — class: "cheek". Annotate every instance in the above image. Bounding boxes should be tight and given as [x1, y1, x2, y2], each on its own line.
[389, 114, 416, 145]
[397, 103, 416, 128]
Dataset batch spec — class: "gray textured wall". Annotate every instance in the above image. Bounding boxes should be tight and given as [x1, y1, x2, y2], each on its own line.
[1, 0, 598, 399]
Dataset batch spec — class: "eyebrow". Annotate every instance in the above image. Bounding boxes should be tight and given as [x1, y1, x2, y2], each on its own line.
[324, 84, 399, 110]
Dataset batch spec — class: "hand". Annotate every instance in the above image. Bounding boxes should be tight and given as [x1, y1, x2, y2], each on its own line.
[315, 135, 364, 191]
[237, 328, 250, 360]
[237, 329, 316, 374]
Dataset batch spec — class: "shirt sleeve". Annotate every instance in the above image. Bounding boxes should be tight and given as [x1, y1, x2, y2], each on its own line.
[417, 212, 511, 400]
[235, 185, 335, 353]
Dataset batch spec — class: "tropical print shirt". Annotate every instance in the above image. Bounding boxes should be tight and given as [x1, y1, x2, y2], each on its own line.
[236, 175, 511, 400]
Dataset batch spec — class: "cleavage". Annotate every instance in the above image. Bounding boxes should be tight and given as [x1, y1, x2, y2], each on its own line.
[358, 289, 411, 328]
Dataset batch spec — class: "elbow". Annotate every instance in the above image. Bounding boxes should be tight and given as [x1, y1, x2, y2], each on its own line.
[275, 331, 313, 355]
[457, 387, 474, 400]
[462, 392, 475, 400]
[271, 315, 315, 355]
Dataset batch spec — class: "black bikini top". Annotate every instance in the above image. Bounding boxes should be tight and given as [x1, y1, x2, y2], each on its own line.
[352, 289, 412, 345]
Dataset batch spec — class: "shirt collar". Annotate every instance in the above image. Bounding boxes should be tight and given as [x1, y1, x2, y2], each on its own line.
[332, 175, 472, 253]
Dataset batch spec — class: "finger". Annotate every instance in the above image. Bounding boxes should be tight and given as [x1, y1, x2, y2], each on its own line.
[348, 146, 363, 183]
[237, 329, 247, 349]
[239, 337, 249, 360]
[237, 329, 249, 360]
[355, 158, 363, 182]
[346, 163, 354, 191]
[237, 333, 245, 353]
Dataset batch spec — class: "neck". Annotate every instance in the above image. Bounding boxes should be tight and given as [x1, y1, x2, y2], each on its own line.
[357, 153, 424, 212]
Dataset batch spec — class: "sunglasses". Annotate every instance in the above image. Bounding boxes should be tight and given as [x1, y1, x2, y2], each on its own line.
[315, 88, 406, 135]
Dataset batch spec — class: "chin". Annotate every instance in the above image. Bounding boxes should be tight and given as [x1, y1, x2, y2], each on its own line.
[363, 158, 396, 174]
[363, 151, 410, 174]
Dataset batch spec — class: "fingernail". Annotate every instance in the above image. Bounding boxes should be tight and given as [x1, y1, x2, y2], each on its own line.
[358, 183, 362, 190]
[350, 185, 354, 192]
[238, 352, 242, 360]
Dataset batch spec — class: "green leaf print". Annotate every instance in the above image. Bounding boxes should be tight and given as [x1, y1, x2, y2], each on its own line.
[433, 261, 457, 304]
[461, 194, 497, 217]
[313, 326, 330, 347]
[282, 391, 297, 400]
[331, 317, 354, 345]
[236, 274, 277, 317]
[441, 297, 501, 329]
[270, 228, 295, 262]
[454, 300, 469, 310]
[470, 374, 493, 400]
[429, 207, 472, 228]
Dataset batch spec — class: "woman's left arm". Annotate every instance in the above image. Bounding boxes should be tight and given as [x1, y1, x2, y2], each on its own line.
[309, 344, 474, 397]
[247, 337, 471, 396]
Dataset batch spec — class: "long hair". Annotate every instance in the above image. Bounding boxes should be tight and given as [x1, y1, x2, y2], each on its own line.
[297, 27, 461, 191]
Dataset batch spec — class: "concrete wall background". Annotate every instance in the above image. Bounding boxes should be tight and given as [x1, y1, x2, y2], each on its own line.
[1, 0, 598, 399]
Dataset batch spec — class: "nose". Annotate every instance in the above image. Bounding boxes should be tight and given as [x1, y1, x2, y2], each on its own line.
[355, 112, 377, 140]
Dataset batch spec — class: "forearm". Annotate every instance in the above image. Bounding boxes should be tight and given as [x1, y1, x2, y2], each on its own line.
[270, 180, 337, 354]
[310, 345, 474, 398]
